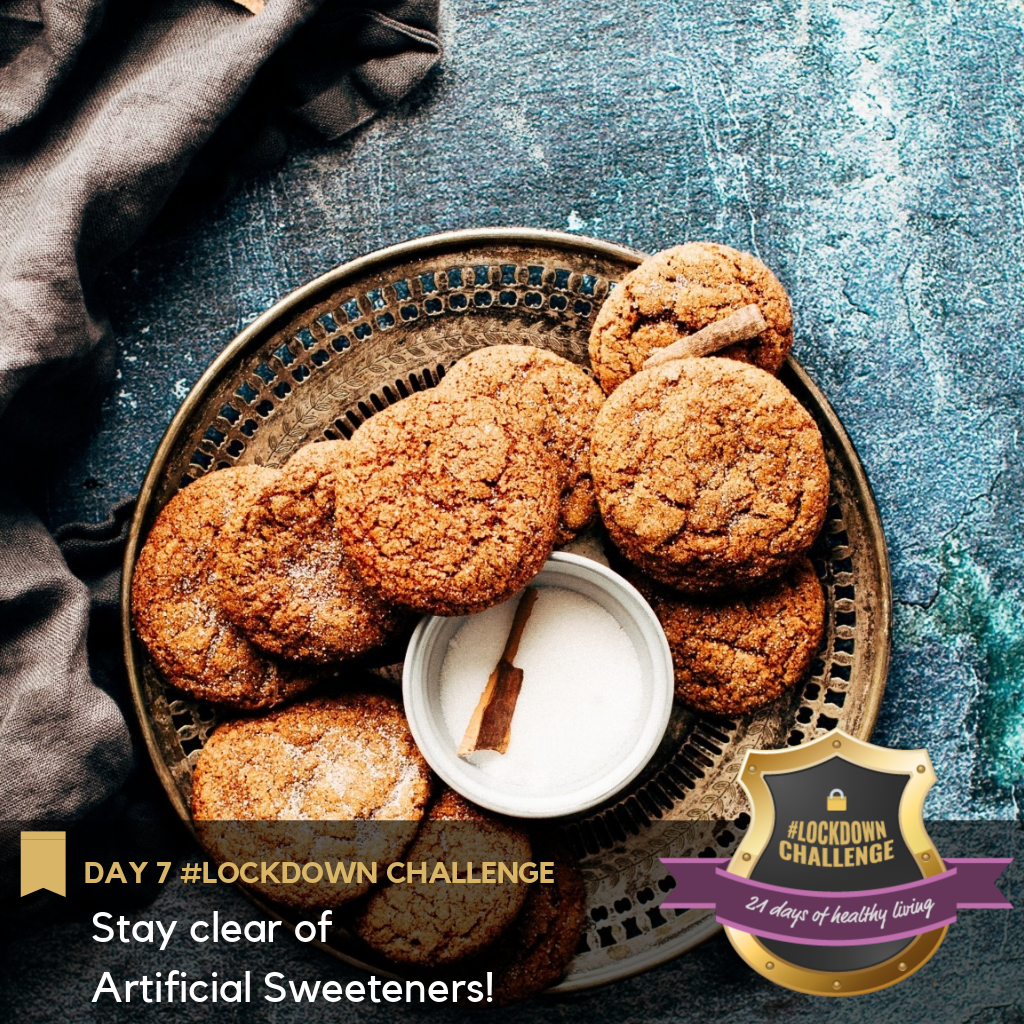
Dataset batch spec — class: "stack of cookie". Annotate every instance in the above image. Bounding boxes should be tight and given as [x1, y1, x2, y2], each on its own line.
[332, 344, 605, 616]
[129, 239, 832, 999]
[132, 345, 602, 1001]
[188, 691, 587, 1003]
[132, 343, 607, 709]
[350, 786, 588, 1006]
[588, 243, 829, 716]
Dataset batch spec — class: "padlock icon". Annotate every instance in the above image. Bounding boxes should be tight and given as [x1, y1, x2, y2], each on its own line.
[827, 788, 847, 812]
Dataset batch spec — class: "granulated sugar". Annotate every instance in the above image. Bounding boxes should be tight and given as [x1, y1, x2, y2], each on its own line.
[439, 587, 644, 796]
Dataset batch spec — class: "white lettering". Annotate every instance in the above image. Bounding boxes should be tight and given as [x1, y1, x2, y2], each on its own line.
[92, 912, 114, 943]
[92, 972, 122, 1002]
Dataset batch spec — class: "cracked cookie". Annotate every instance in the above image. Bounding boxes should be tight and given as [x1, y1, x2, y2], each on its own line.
[354, 789, 532, 968]
[438, 345, 604, 544]
[589, 242, 793, 393]
[192, 692, 433, 909]
[131, 466, 318, 709]
[592, 357, 829, 592]
[635, 557, 826, 715]
[480, 837, 588, 1005]
[334, 390, 561, 615]
[216, 440, 404, 663]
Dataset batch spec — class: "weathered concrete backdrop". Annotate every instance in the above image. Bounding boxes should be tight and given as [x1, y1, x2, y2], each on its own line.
[24, 0, 1023, 1018]
[56, 0, 1024, 818]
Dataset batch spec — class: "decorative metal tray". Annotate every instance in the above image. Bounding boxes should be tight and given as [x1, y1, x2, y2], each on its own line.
[121, 229, 891, 991]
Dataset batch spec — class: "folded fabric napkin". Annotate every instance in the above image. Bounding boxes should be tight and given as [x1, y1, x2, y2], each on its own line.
[0, 0, 441, 831]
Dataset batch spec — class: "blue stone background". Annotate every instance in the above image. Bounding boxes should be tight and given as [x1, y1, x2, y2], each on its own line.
[20, 0, 1024, 1018]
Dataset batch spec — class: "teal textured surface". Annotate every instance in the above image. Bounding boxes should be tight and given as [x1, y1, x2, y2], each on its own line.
[24, 0, 1024, 1014]
[49, 0, 1024, 819]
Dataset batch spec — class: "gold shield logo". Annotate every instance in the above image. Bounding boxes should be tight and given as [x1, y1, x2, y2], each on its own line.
[725, 729, 946, 996]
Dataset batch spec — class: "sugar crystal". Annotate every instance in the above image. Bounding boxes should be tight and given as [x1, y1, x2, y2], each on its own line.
[439, 586, 645, 797]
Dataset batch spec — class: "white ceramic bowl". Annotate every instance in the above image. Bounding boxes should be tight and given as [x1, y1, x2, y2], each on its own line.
[402, 551, 674, 818]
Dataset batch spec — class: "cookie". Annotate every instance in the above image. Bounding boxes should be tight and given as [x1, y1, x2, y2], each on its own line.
[283, 437, 346, 472]
[354, 789, 532, 968]
[334, 391, 561, 615]
[438, 345, 604, 543]
[192, 692, 433, 909]
[589, 242, 793, 393]
[592, 358, 829, 592]
[481, 839, 588, 1005]
[131, 466, 317, 709]
[216, 440, 404, 663]
[639, 557, 826, 715]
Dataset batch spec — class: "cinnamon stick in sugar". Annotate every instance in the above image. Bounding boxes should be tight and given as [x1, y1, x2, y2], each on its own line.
[457, 588, 539, 758]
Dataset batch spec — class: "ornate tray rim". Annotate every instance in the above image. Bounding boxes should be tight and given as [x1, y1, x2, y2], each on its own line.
[120, 226, 893, 990]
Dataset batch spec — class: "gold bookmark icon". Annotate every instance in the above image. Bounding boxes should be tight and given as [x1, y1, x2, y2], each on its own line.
[20, 831, 67, 897]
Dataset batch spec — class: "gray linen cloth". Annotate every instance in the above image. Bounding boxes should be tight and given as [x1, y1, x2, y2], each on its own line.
[0, 0, 440, 826]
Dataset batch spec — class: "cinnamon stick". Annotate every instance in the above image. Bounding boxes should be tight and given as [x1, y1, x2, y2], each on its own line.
[642, 304, 767, 370]
[457, 588, 539, 757]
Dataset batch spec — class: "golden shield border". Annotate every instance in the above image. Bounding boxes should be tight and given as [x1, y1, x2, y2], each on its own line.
[725, 729, 947, 996]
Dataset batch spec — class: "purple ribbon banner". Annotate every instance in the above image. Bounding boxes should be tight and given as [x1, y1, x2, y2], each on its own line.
[659, 858, 1012, 946]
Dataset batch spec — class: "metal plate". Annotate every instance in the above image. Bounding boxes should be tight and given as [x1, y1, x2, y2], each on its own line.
[121, 228, 891, 991]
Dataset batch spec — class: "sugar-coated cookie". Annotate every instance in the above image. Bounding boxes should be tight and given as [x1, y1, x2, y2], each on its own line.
[335, 391, 560, 615]
[637, 557, 826, 715]
[439, 345, 604, 543]
[354, 789, 532, 967]
[589, 242, 793, 393]
[131, 466, 318, 709]
[216, 441, 404, 663]
[592, 358, 829, 592]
